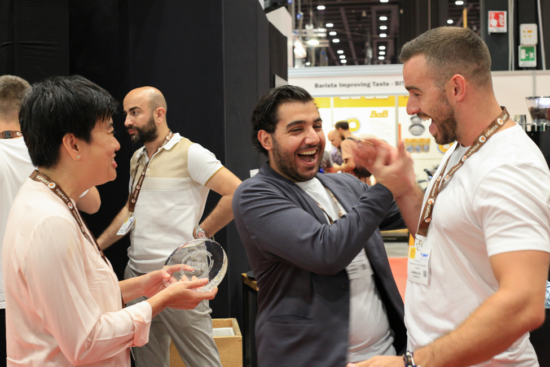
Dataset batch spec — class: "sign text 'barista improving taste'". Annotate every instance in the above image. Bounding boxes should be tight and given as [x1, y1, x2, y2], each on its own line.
[314, 80, 404, 89]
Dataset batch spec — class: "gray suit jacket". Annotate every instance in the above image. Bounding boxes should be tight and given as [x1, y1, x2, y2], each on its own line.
[233, 163, 406, 367]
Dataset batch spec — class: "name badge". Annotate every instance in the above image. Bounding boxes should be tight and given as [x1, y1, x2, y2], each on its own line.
[346, 250, 373, 280]
[408, 245, 431, 285]
[117, 215, 136, 236]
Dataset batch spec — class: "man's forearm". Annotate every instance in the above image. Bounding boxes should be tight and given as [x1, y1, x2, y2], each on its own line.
[198, 195, 234, 238]
[415, 287, 545, 367]
[394, 186, 424, 237]
[97, 203, 130, 250]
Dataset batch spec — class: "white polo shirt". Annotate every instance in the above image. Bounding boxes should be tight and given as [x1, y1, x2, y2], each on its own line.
[406, 125, 550, 366]
[127, 133, 223, 273]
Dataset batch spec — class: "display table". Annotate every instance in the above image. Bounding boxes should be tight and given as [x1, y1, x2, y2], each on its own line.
[241, 273, 258, 367]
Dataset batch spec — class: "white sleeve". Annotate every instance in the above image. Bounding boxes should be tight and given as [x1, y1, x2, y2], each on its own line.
[473, 163, 550, 257]
[23, 216, 152, 364]
[188, 143, 224, 185]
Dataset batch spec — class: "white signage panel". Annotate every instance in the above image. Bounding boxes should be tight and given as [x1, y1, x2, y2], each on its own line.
[290, 75, 406, 96]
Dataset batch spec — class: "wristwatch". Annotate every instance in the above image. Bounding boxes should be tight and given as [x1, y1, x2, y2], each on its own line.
[195, 225, 209, 239]
[403, 350, 419, 367]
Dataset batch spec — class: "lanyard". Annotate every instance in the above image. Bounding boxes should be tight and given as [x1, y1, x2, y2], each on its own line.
[312, 188, 344, 225]
[417, 107, 510, 237]
[128, 131, 172, 213]
[0, 130, 22, 139]
[30, 170, 108, 265]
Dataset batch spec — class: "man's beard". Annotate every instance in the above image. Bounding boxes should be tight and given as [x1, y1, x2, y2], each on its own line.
[129, 116, 158, 144]
[420, 93, 458, 145]
[271, 136, 320, 182]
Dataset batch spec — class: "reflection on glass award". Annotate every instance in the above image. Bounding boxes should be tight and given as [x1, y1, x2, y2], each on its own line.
[163, 239, 227, 293]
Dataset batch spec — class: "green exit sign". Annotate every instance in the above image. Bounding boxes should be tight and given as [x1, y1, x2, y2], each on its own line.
[519, 45, 536, 67]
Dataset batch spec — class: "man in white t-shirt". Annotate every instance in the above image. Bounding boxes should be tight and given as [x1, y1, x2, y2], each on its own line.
[351, 27, 550, 367]
[0, 75, 101, 367]
[233, 85, 407, 367]
[97, 87, 241, 367]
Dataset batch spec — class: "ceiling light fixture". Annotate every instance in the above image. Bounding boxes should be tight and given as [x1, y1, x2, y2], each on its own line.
[380, 25, 387, 30]
[380, 51, 386, 55]
[307, 39, 320, 46]
[339, 55, 346, 59]
[333, 38, 340, 43]
[455, 0, 464, 5]
[306, 62, 311, 66]
[380, 33, 387, 38]
[337, 50, 344, 54]
[341, 60, 347, 64]
[326, 23, 334, 28]
[317, 5, 326, 10]
[380, 0, 389, 2]
[447, 19, 454, 24]
[380, 16, 388, 21]
[379, 45, 386, 50]
[329, 31, 337, 36]
[378, 56, 384, 60]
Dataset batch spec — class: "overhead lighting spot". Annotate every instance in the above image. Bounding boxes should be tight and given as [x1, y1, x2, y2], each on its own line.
[307, 39, 320, 46]
[337, 50, 344, 54]
[341, 60, 347, 64]
[339, 55, 346, 59]
[306, 62, 311, 66]
[380, 0, 389, 2]
[329, 31, 337, 36]
[380, 33, 387, 38]
[333, 38, 340, 43]
[380, 25, 388, 30]
[380, 51, 386, 55]
[447, 19, 454, 24]
[378, 56, 385, 60]
[379, 45, 386, 50]
[326, 23, 334, 28]
[317, 5, 326, 10]
[380, 16, 388, 21]
[455, 0, 464, 5]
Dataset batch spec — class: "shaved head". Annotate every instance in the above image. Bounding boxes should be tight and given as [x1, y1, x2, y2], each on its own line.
[327, 129, 342, 148]
[125, 87, 167, 113]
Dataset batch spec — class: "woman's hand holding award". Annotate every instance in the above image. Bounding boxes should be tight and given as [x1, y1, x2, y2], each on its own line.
[163, 239, 228, 292]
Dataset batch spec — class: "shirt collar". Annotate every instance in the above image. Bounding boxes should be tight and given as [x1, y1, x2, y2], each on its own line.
[138, 132, 182, 158]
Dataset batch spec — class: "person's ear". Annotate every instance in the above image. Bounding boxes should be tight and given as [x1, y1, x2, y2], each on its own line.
[448, 74, 467, 103]
[258, 130, 273, 151]
[154, 107, 166, 124]
[62, 133, 82, 161]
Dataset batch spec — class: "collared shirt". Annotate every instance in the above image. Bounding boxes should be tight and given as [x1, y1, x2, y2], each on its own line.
[3, 179, 152, 367]
[128, 133, 223, 273]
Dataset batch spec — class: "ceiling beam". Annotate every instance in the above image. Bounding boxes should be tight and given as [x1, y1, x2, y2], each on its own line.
[339, 7, 359, 65]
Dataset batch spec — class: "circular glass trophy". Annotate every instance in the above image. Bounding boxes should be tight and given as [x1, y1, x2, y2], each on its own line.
[163, 239, 227, 293]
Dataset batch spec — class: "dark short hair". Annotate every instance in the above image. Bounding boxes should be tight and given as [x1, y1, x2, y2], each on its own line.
[251, 85, 314, 154]
[20, 75, 118, 168]
[400, 27, 492, 89]
[334, 120, 349, 130]
[0, 75, 30, 117]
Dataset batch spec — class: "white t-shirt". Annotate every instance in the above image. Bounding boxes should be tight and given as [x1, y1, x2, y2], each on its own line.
[3, 179, 152, 367]
[128, 134, 224, 273]
[0, 137, 34, 309]
[406, 125, 550, 366]
[296, 178, 395, 363]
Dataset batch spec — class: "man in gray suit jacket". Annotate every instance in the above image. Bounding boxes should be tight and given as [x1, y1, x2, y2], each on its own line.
[232, 85, 406, 367]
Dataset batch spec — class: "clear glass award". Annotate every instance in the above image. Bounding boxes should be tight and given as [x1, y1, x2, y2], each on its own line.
[163, 239, 227, 293]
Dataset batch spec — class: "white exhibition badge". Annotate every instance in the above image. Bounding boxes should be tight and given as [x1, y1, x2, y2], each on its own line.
[346, 250, 373, 280]
[408, 236, 431, 285]
[117, 215, 136, 236]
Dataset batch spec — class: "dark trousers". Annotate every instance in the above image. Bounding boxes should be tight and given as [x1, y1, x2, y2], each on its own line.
[0, 309, 6, 367]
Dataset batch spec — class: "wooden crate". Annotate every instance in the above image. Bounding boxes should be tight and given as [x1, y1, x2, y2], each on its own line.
[170, 318, 243, 367]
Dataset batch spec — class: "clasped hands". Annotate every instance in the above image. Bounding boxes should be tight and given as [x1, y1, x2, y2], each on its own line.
[351, 138, 416, 199]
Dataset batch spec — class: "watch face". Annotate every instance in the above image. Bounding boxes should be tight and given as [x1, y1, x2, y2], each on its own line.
[163, 239, 227, 293]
